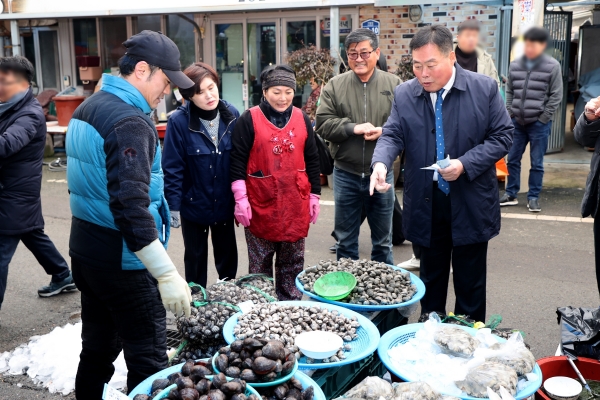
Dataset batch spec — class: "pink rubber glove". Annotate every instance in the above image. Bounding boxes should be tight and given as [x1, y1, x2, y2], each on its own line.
[232, 180, 252, 227]
[309, 194, 320, 224]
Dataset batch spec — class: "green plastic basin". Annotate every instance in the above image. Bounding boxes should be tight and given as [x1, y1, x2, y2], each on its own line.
[313, 271, 357, 300]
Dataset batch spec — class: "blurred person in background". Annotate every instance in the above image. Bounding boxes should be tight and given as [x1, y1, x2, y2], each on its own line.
[454, 19, 499, 83]
[500, 26, 562, 213]
[302, 77, 321, 122]
[230, 65, 320, 300]
[162, 62, 239, 287]
[0, 56, 75, 318]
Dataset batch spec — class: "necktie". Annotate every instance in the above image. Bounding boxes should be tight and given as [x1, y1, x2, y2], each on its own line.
[435, 88, 450, 195]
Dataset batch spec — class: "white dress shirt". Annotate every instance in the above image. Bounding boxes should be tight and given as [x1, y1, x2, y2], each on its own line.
[430, 67, 456, 181]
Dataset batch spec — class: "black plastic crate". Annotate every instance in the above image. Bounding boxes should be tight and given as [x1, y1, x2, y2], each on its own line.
[312, 309, 407, 399]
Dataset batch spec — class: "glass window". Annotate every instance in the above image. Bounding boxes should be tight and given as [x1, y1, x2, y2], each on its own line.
[248, 23, 277, 107]
[286, 21, 316, 53]
[320, 15, 351, 72]
[135, 15, 161, 33]
[73, 18, 98, 57]
[39, 30, 60, 90]
[101, 17, 127, 71]
[167, 14, 195, 69]
[215, 23, 244, 112]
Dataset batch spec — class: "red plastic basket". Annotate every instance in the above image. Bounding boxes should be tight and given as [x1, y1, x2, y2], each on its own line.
[535, 356, 600, 400]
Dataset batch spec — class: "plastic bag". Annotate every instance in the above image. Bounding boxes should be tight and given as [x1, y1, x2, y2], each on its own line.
[337, 377, 394, 400]
[474, 332, 535, 375]
[434, 326, 480, 358]
[392, 382, 442, 400]
[456, 361, 518, 398]
[557, 306, 600, 358]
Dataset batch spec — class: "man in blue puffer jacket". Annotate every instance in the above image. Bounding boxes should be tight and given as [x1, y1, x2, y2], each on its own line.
[66, 31, 194, 399]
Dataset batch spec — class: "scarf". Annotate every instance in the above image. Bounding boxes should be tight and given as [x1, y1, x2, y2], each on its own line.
[0, 89, 28, 118]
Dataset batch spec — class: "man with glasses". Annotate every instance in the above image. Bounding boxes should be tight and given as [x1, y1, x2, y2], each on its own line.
[0, 56, 76, 320]
[316, 28, 401, 264]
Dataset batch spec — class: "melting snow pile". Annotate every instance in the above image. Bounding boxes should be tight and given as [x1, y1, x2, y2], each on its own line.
[0, 322, 127, 395]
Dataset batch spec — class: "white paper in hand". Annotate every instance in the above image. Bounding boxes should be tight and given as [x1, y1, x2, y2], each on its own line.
[421, 155, 451, 171]
[102, 384, 130, 400]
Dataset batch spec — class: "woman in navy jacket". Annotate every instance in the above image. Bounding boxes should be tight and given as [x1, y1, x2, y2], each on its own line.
[162, 62, 239, 287]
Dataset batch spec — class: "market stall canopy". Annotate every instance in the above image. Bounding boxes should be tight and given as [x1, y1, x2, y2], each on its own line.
[0, 0, 373, 19]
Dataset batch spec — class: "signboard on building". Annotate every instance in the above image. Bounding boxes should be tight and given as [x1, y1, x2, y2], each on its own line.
[321, 17, 352, 36]
[2, 0, 373, 19]
[360, 19, 380, 35]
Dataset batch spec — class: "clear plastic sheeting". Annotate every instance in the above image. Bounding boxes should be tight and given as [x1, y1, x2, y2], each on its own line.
[473, 333, 535, 375]
[386, 315, 537, 398]
[393, 381, 443, 400]
[335, 376, 395, 400]
[0, 322, 127, 395]
[456, 362, 518, 398]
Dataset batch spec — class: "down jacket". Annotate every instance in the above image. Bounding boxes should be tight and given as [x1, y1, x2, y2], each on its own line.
[0, 88, 47, 235]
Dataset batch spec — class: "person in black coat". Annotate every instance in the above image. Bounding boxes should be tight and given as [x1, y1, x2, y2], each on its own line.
[574, 96, 600, 295]
[162, 62, 239, 287]
[370, 26, 513, 322]
[0, 56, 75, 313]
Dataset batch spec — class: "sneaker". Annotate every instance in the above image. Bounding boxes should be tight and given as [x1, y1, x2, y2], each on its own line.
[38, 272, 78, 297]
[397, 255, 420, 271]
[499, 193, 518, 207]
[528, 198, 541, 212]
[329, 243, 337, 254]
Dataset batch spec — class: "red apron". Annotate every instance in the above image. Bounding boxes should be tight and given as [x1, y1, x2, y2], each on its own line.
[246, 106, 311, 243]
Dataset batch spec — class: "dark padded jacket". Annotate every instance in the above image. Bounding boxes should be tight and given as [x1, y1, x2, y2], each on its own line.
[0, 88, 47, 235]
[162, 100, 239, 225]
[574, 114, 600, 217]
[506, 54, 563, 125]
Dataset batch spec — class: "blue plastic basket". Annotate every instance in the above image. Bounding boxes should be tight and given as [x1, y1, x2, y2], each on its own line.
[377, 323, 543, 400]
[248, 371, 326, 400]
[212, 353, 299, 387]
[128, 361, 261, 399]
[295, 265, 426, 312]
[222, 300, 381, 370]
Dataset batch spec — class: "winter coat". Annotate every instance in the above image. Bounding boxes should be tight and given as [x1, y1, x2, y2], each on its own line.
[453, 43, 499, 85]
[0, 88, 47, 235]
[67, 74, 170, 270]
[315, 69, 402, 176]
[574, 114, 600, 217]
[506, 54, 563, 125]
[162, 100, 239, 226]
[371, 64, 514, 247]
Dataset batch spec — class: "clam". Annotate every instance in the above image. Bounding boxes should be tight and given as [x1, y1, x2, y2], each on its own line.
[274, 385, 288, 399]
[240, 369, 257, 382]
[262, 341, 285, 361]
[281, 361, 294, 375]
[225, 366, 241, 378]
[261, 371, 278, 382]
[211, 373, 227, 390]
[208, 389, 226, 400]
[216, 354, 229, 372]
[182, 360, 195, 376]
[177, 377, 195, 390]
[231, 394, 247, 400]
[220, 382, 243, 396]
[152, 378, 171, 393]
[252, 357, 277, 375]
[180, 388, 200, 400]
[302, 386, 314, 400]
[133, 395, 150, 400]
[195, 379, 211, 395]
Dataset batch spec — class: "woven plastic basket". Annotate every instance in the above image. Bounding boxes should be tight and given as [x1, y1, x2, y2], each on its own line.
[222, 300, 381, 369]
[377, 323, 543, 400]
[295, 265, 426, 312]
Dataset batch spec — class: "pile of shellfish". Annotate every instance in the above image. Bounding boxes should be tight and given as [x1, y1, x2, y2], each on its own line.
[233, 304, 358, 363]
[214, 339, 295, 383]
[299, 259, 417, 305]
[255, 378, 314, 400]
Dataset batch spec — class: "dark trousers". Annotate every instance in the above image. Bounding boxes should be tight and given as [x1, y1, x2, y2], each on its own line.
[72, 259, 167, 399]
[413, 244, 422, 259]
[333, 167, 394, 264]
[419, 185, 488, 321]
[181, 217, 238, 287]
[506, 119, 552, 200]
[0, 228, 70, 310]
[594, 214, 600, 296]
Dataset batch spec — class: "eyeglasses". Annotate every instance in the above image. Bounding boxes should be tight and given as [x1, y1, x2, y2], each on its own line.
[347, 50, 375, 61]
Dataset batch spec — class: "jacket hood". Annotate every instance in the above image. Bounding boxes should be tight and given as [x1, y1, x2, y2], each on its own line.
[100, 73, 152, 115]
[453, 42, 491, 59]
[183, 99, 236, 132]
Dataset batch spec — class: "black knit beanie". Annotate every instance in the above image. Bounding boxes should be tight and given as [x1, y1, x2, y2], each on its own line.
[261, 65, 296, 91]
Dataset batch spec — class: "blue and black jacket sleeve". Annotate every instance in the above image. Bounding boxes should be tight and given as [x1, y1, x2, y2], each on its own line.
[104, 116, 158, 252]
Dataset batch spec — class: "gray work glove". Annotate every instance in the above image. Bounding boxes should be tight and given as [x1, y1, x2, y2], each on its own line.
[170, 210, 181, 228]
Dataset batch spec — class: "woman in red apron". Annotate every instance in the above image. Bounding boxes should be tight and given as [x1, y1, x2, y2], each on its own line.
[230, 65, 321, 300]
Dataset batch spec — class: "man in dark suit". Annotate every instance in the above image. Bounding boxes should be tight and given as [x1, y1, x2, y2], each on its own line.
[370, 25, 513, 321]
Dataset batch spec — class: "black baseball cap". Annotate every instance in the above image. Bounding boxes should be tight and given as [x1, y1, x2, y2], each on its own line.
[123, 30, 194, 89]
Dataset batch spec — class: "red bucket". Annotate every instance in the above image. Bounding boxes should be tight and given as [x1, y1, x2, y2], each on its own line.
[535, 356, 600, 400]
[53, 95, 86, 126]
